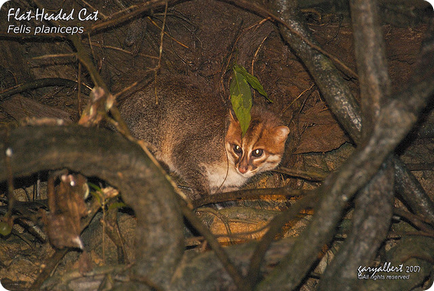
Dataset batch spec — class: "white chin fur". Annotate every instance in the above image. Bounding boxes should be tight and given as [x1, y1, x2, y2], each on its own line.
[205, 163, 250, 191]
[236, 168, 256, 178]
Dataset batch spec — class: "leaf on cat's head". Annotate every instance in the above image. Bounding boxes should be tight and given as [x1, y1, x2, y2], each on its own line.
[230, 68, 252, 136]
[231, 93, 251, 136]
[233, 64, 272, 103]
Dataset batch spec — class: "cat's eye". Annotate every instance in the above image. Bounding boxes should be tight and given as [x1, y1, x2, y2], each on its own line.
[233, 145, 243, 156]
[252, 149, 264, 158]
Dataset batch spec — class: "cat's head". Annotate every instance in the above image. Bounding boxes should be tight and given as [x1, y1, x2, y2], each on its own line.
[225, 107, 289, 178]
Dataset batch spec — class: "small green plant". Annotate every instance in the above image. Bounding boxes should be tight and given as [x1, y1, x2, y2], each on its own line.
[230, 64, 271, 136]
[88, 182, 126, 210]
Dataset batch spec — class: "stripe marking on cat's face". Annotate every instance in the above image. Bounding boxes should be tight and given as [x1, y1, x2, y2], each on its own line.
[225, 109, 289, 178]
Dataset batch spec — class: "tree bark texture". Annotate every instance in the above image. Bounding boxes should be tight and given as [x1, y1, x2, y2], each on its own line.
[0, 126, 184, 290]
[254, 0, 434, 289]
[318, 0, 394, 289]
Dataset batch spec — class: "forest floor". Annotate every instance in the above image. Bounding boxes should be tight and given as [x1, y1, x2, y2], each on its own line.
[0, 0, 433, 290]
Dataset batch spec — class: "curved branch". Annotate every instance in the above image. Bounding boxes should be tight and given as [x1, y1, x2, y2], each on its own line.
[0, 126, 184, 289]
[255, 10, 434, 289]
[0, 125, 302, 290]
[263, 0, 434, 225]
[222, 0, 434, 229]
[319, 0, 395, 288]
[257, 72, 433, 290]
[213, 1, 434, 288]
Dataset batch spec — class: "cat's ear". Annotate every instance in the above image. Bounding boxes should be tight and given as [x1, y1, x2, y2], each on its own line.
[274, 126, 290, 143]
[226, 110, 242, 142]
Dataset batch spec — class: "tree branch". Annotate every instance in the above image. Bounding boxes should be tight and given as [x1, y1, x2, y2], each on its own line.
[254, 3, 434, 288]
[0, 126, 184, 289]
[319, 0, 395, 289]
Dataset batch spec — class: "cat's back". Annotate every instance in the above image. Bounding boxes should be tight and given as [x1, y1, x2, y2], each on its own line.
[119, 74, 227, 171]
[120, 74, 225, 137]
[119, 74, 290, 197]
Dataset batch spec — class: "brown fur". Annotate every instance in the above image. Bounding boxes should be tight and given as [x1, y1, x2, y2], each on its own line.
[119, 74, 289, 199]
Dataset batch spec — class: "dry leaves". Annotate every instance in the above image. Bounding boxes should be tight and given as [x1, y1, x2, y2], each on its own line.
[43, 173, 89, 249]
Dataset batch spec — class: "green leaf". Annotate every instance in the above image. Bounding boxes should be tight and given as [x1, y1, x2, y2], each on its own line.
[87, 182, 101, 192]
[108, 201, 128, 211]
[230, 68, 252, 136]
[233, 64, 272, 102]
[88, 182, 104, 205]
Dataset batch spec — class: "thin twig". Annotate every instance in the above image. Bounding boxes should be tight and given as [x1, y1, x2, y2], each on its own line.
[394, 208, 434, 233]
[77, 62, 82, 117]
[86, 0, 180, 34]
[275, 166, 328, 181]
[32, 53, 76, 60]
[154, 1, 169, 104]
[0, 78, 87, 101]
[192, 186, 307, 208]
[86, 41, 159, 59]
[147, 16, 190, 49]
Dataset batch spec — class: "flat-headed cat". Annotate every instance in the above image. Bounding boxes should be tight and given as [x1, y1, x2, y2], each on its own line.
[119, 74, 289, 199]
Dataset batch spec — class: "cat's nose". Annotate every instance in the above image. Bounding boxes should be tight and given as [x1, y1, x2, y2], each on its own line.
[238, 165, 248, 174]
